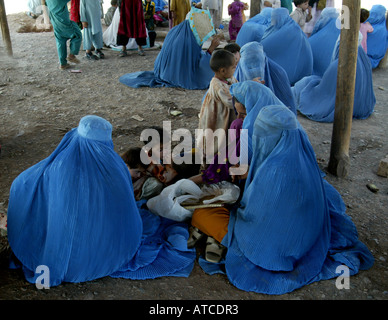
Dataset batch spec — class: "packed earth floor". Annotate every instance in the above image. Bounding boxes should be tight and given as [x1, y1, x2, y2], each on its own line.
[0, 13, 387, 301]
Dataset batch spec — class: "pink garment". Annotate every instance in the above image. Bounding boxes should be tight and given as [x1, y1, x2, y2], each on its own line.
[228, 1, 245, 41]
[360, 22, 374, 53]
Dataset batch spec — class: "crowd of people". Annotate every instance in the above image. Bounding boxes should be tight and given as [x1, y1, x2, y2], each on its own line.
[8, 0, 388, 294]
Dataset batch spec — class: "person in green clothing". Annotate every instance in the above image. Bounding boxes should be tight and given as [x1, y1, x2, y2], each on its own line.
[45, 0, 82, 70]
[281, 0, 293, 13]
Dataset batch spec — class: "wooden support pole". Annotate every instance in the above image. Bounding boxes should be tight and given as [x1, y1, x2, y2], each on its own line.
[250, 0, 261, 17]
[328, 0, 360, 178]
[0, 0, 13, 57]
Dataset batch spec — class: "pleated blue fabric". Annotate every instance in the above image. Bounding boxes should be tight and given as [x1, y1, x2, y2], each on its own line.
[235, 8, 273, 48]
[7, 115, 196, 287]
[230, 80, 285, 164]
[366, 4, 388, 69]
[111, 203, 196, 279]
[119, 20, 214, 90]
[7, 115, 143, 286]
[199, 105, 374, 295]
[292, 40, 376, 123]
[308, 7, 341, 77]
[234, 41, 296, 112]
[260, 8, 313, 85]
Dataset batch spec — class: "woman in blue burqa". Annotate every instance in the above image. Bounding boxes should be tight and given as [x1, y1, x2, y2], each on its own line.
[308, 7, 341, 77]
[366, 4, 388, 69]
[230, 80, 288, 165]
[7, 115, 196, 287]
[292, 34, 376, 123]
[119, 16, 220, 90]
[234, 41, 296, 112]
[260, 7, 313, 85]
[198, 105, 374, 295]
[235, 7, 273, 48]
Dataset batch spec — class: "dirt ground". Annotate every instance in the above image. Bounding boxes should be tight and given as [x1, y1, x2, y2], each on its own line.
[0, 13, 387, 302]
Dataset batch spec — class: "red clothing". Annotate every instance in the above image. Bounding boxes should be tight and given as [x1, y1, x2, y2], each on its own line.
[70, 0, 80, 23]
[118, 0, 147, 39]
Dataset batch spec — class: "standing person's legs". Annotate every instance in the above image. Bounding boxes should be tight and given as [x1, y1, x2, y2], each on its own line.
[83, 27, 99, 60]
[148, 31, 156, 48]
[93, 32, 105, 59]
[136, 37, 147, 56]
[117, 34, 129, 56]
[54, 32, 70, 69]
[68, 21, 82, 61]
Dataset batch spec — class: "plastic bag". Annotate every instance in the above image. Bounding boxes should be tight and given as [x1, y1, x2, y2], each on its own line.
[200, 181, 241, 204]
[147, 179, 203, 222]
[147, 179, 240, 222]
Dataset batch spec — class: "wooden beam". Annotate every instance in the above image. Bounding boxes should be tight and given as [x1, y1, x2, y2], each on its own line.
[250, 0, 261, 18]
[328, 0, 361, 178]
[0, 0, 13, 56]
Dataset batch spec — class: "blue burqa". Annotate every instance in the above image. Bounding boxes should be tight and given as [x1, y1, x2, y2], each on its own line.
[235, 8, 273, 48]
[260, 8, 313, 85]
[234, 41, 296, 112]
[119, 20, 214, 90]
[229, 80, 286, 164]
[366, 4, 388, 69]
[7, 115, 195, 287]
[292, 38, 376, 123]
[308, 7, 341, 77]
[199, 105, 374, 295]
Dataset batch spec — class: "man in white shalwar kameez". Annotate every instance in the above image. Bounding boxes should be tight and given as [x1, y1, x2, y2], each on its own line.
[80, 0, 105, 60]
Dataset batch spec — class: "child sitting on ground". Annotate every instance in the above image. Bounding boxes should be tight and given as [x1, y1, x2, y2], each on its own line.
[197, 49, 238, 168]
[123, 126, 201, 200]
[290, 0, 312, 29]
[121, 147, 164, 200]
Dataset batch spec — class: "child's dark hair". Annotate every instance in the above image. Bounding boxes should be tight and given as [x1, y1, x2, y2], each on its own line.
[171, 151, 200, 181]
[121, 147, 147, 169]
[210, 49, 236, 72]
[224, 43, 241, 54]
[360, 8, 370, 23]
[294, 0, 308, 6]
[143, 126, 171, 145]
[111, 0, 118, 5]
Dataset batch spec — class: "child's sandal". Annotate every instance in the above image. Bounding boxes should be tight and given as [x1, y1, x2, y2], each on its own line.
[205, 236, 226, 263]
[187, 226, 205, 248]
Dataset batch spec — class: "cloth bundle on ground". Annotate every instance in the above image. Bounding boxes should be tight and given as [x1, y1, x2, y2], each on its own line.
[7, 115, 195, 287]
[235, 7, 273, 48]
[229, 80, 288, 164]
[234, 41, 296, 112]
[119, 18, 214, 90]
[147, 179, 240, 222]
[366, 4, 388, 69]
[260, 7, 313, 85]
[198, 105, 374, 295]
[292, 36, 376, 123]
[308, 7, 341, 77]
